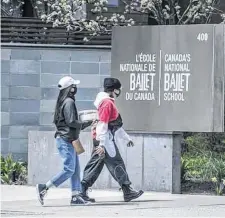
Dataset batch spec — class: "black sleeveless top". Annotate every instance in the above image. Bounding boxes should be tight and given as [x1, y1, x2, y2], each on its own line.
[108, 114, 123, 133]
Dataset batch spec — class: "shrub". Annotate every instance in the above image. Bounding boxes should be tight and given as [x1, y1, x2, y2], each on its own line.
[182, 154, 209, 181]
[181, 153, 225, 195]
[205, 156, 225, 195]
[1, 155, 27, 185]
[185, 133, 225, 154]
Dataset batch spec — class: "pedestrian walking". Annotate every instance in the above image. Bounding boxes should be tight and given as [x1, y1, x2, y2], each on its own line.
[80, 77, 144, 203]
[36, 76, 92, 206]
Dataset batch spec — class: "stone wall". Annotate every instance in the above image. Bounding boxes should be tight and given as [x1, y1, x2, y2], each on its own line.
[28, 131, 181, 192]
[1, 45, 111, 161]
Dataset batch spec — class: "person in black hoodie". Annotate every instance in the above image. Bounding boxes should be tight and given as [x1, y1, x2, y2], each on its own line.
[36, 76, 92, 206]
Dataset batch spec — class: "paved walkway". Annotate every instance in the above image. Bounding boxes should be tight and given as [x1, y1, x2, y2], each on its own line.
[1, 185, 225, 217]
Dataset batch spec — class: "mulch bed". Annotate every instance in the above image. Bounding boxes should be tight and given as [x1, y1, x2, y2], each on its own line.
[181, 181, 224, 195]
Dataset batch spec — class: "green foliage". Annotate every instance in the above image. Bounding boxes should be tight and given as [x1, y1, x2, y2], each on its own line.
[182, 154, 209, 181]
[1, 155, 27, 185]
[185, 134, 209, 154]
[206, 155, 225, 195]
[181, 157, 188, 183]
[182, 155, 225, 195]
[203, 155, 225, 181]
[185, 133, 225, 153]
[183, 131, 225, 195]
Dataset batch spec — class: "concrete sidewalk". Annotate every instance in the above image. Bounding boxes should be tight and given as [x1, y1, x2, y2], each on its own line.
[1, 185, 225, 217]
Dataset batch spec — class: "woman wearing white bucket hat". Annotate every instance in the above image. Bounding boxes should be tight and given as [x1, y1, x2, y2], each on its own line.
[36, 76, 92, 206]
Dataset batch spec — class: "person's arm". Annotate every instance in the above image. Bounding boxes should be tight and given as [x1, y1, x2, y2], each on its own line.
[63, 100, 82, 129]
[115, 127, 134, 147]
[96, 102, 111, 147]
[116, 127, 131, 143]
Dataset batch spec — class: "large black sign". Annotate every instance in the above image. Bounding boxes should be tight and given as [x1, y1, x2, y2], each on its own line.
[111, 25, 224, 132]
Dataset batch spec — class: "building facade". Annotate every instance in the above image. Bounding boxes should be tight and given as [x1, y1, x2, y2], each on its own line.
[1, 45, 111, 161]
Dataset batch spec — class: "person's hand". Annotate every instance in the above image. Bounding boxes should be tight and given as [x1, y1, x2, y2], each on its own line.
[92, 119, 98, 124]
[81, 121, 92, 130]
[90, 120, 98, 134]
[127, 140, 134, 147]
[91, 120, 98, 128]
[95, 146, 105, 156]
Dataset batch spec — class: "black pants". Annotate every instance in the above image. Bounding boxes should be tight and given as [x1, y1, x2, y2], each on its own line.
[81, 140, 131, 188]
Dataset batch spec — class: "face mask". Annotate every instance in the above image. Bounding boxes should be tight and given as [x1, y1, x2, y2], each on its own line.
[70, 86, 77, 96]
[114, 89, 121, 98]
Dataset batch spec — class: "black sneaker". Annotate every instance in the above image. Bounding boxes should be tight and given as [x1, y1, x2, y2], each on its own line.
[36, 184, 48, 206]
[70, 194, 90, 206]
[80, 185, 95, 203]
[80, 193, 95, 203]
[122, 185, 144, 202]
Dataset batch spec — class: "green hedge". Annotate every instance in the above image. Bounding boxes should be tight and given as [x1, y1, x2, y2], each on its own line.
[1, 155, 27, 185]
[182, 134, 225, 195]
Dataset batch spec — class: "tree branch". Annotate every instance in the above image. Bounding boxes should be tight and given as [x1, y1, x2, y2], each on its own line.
[177, 0, 193, 25]
[183, 2, 202, 24]
[206, 0, 217, 23]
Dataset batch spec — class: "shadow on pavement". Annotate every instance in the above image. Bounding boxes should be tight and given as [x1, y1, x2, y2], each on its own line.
[44, 202, 136, 207]
[123, 200, 173, 203]
[1, 210, 53, 216]
[128, 203, 225, 210]
[44, 199, 173, 208]
[128, 206, 171, 210]
[199, 204, 225, 207]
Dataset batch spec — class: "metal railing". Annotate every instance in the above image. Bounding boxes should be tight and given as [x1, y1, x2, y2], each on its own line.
[1, 17, 112, 45]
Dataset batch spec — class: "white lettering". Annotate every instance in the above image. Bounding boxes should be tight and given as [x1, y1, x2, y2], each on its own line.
[165, 54, 191, 62]
[130, 73, 136, 91]
[135, 53, 156, 63]
[120, 63, 149, 72]
[134, 92, 155, 101]
[148, 63, 156, 72]
[164, 73, 170, 91]
[129, 73, 156, 91]
[163, 73, 190, 92]
[164, 63, 190, 72]
[164, 93, 185, 101]
[126, 92, 133, 100]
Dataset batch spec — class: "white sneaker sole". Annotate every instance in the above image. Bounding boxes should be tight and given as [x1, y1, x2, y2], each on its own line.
[70, 202, 91, 206]
[36, 184, 44, 206]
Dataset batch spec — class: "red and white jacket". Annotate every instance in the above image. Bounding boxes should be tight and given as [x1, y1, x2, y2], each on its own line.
[93, 92, 131, 157]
